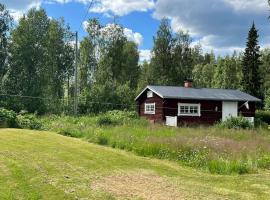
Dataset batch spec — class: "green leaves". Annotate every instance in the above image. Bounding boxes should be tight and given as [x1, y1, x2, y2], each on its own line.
[2, 8, 74, 114]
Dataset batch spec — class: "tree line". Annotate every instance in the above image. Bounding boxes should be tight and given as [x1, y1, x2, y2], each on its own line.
[0, 3, 269, 114]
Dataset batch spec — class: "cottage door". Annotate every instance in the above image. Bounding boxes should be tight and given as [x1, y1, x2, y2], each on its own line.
[222, 101, 238, 121]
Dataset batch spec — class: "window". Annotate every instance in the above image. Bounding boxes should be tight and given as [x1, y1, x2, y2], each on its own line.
[147, 91, 153, 98]
[145, 103, 155, 114]
[178, 103, 201, 116]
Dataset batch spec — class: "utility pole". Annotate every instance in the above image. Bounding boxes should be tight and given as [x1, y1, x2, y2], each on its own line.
[74, 31, 78, 115]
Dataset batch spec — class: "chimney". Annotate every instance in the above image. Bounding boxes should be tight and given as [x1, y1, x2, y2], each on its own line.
[184, 79, 193, 88]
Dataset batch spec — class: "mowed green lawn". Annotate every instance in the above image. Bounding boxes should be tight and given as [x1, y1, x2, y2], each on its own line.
[0, 129, 270, 200]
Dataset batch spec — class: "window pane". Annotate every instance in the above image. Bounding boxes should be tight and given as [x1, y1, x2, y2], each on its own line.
[185, 106, 189, 113]
[180, 106, 185, 113]
[179, 104, 200, 115]
[193, 106, 198, 114]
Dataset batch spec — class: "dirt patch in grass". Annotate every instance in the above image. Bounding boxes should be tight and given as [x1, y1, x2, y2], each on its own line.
[91, 170, 188, 200]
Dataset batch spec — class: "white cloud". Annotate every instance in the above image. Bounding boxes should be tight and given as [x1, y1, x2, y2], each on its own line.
[45, 0, 155, 16]
[223, 0, 267, 12]
[2, 0, 41, 11]
[153, 0, 270, 56]
[90, 0, 155, 16]
[124, 28, 143, 46]
[82, 20, 89, 31]
[82, 21, 144, 46]
[44, 0, 89, 4]
[139, 49, 151, 63]
[2, 0, 41, 21]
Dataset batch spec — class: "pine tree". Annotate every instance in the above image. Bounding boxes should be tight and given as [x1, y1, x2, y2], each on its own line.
[242, 23, 261, 97]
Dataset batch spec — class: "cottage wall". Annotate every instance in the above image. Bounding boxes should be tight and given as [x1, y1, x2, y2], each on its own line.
[163, 99, 222, 125]
[137, 89, 164, 122]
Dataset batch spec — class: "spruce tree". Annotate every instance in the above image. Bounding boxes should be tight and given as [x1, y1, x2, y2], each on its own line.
[242, 22, 261, 98]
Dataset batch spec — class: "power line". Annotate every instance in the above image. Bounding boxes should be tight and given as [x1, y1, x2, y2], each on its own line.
[78, 0, 95, 33]
[0, 93, 256, 114]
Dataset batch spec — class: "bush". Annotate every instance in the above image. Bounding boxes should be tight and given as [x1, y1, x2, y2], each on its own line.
[106, 110, 138, 121]
[16, 114, 42, 130]
[0, 108, 17, 128]
[97, 115, 115, 126]
[256, 110, 270, 124]
[97, 110, 139, 126]
[217, 117, 253, 129]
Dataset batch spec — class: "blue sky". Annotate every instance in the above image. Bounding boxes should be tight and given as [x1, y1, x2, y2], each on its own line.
[3, 0, 270, 61]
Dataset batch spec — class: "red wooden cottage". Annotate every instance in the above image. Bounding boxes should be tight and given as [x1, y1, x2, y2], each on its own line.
[135, 81, 261, 126]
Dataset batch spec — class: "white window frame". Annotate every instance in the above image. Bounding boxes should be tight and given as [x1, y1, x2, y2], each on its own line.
[178, 103, 201, 117]
[147, 91, 153, 98]
[145, 103, 155, 114]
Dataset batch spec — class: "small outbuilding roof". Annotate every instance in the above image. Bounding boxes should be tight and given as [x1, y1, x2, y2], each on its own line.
[135, 85, 261, 102]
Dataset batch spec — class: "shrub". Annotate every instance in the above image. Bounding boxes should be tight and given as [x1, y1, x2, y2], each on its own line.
[0, 108, 17, 128]
[97, 115, 115, 126]
[216, 117, 253, 129]
[97, 110, 139, 126]
[16, 114, 42, 130]
[256, 110, 270, 124]
[106, 110, 138, 122]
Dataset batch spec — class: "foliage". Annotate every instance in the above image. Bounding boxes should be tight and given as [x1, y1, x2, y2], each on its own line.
[148, 18, 199, 86]
[260, 49, 270, 97]
[0, 4, 269, 115]
[77, 19, 140, 114]
[16, 114, 42, 130]
[97, 115, 115, 126]
[97, 110, 138, 126]
[216, 117, 253, 129]
[1, 8, 74, 114]
[0, 3, 12, 79]
[255, 110, 270, 124]
[264, 93, 270, 110]
[192, 63, 215, 88]
[214, 54, 242, 89]
[0, 108, 41, 129]
[0, 107, 16, 127]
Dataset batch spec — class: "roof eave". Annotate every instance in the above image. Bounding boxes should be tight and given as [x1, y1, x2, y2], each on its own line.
[134, 86, 164, 101]
[163, 96, 261, 102]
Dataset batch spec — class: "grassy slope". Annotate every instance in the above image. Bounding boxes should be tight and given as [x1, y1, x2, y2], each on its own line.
[42, 115, 270, 174]
[0, 129, 270, 199]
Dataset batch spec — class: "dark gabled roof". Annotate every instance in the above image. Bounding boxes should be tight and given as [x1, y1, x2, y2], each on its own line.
[135, 85, 261, 102]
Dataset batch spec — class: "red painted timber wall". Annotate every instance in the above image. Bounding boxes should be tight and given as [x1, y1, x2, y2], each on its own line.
[137, 89, 164, 122]
[163, 99, 222, 125]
